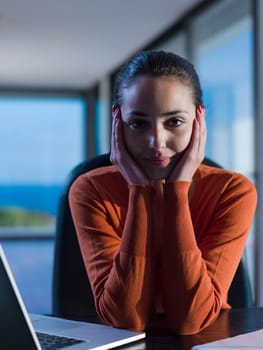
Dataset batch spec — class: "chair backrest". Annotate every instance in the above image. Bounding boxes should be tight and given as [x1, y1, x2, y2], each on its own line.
[52, 153, 253, 322]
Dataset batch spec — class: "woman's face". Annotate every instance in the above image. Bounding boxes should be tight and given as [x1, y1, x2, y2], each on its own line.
[120, 76, 196, 180]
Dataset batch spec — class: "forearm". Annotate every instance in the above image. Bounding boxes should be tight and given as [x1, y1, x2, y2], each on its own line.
[160, 179, 256, 334]
[161, 182, 221, 334]
[71, 184, 156, 331]
[161, 249, 221, 334]
[97, 252, 154, 330]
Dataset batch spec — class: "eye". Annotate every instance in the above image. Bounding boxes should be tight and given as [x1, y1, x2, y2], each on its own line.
[128, 119, 149, 130]
[165, 118, 183, 128]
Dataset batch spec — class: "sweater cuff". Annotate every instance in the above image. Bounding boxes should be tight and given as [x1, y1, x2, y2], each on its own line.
[163, 181, 191, 200]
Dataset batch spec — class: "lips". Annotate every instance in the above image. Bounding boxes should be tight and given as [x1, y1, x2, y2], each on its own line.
[146, 157, 170, 168]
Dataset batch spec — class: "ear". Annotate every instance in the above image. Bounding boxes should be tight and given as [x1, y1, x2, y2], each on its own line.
[196, 104, 205, 118]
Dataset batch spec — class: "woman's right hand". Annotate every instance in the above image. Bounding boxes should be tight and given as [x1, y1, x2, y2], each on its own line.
[110, 105, 150, 186]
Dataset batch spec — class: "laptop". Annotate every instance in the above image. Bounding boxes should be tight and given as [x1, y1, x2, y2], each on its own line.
[0, 244, 145, 349]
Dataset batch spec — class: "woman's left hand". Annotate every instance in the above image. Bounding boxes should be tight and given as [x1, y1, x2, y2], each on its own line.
[167, 105, 206, 182]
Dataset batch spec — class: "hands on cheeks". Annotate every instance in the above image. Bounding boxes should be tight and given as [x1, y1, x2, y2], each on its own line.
[167, 105, 206, 183]
[110, 104, 206, 186]
[110, 105, 150, 186]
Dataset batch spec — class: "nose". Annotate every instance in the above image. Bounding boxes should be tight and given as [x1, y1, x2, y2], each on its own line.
[148, 125, 166, 152]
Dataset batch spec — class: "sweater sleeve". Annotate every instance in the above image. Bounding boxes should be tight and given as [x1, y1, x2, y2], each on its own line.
[161, 174, 257, 334]
[69, 174, 155, 331]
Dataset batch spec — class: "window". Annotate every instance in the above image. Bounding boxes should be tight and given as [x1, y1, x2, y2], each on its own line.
[191, 0, 254, 178]
[0, 96, 86, 314]
[0, 96, 85, 235]
[191, 0, 255, 290]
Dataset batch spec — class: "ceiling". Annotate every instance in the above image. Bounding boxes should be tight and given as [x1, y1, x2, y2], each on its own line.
[0, 0, 201, 90]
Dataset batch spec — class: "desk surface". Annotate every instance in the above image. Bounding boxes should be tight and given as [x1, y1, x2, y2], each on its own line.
[122, 307, 263, 350]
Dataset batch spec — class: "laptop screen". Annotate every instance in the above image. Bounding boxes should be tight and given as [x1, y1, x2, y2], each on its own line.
[0, 250, 39, 349]
[0, 244, 145, 350]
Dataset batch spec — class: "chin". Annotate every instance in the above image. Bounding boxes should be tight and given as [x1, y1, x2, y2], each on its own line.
[146, 169, 170, 181]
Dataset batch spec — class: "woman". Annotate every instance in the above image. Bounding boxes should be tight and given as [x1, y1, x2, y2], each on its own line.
[69, 50, 257, 334]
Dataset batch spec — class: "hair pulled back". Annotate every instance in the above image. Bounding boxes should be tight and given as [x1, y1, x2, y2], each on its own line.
[113, 50, 203, 107]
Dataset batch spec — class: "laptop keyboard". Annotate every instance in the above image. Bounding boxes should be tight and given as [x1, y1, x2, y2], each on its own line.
[36, 332, 84, 349]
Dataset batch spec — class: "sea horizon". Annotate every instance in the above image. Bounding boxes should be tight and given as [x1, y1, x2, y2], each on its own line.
[0, 184, 62, 216]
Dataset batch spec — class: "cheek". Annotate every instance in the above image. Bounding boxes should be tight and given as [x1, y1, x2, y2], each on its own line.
[123, 128, 143, 155]
[169, 129, 193, 152]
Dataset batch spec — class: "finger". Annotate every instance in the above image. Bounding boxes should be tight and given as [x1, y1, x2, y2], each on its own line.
[190, 117, 200, 155]
[196, 105, 205, 118]
[110, 111, 116, 151]
[195, 106, 206, 155]
[199, 108, 207, 156]
[110, 106, 120, 163]
[114, 113, 125, 155]
[111, 108, 126, 166]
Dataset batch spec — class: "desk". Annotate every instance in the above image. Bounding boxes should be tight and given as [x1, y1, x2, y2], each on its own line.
[122, 307, 263, 350]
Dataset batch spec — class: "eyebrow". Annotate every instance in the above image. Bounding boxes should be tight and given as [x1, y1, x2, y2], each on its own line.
[128, 109, 188, 117]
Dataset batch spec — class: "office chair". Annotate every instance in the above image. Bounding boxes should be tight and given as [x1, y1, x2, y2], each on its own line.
[52, 153, 253, 322]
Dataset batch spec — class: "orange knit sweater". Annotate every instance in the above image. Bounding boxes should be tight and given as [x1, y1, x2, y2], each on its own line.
[69, 164, 257, 334]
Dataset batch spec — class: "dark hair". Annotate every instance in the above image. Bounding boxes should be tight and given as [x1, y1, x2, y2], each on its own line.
[113, 50, 203, 107]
